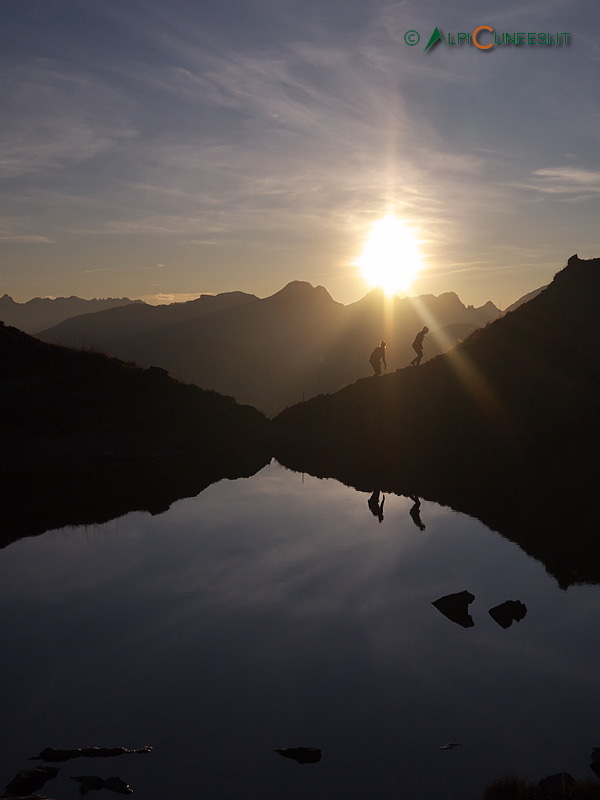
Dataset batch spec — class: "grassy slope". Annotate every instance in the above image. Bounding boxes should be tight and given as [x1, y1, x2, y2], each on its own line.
[1, 321, 267, 464]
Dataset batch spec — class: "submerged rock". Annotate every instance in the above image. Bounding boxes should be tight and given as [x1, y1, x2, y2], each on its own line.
[71, 775, 133, 794]
[29, 745, 152, 762]
[275, 747, 322, 764]
[3, 765, 59, 796]
[71, 775, 106, 791]
[104, 777, 133, 794]
[538, 772, 575, 792]
[590, 748, 600, 778]
[432, 591, 475, 627]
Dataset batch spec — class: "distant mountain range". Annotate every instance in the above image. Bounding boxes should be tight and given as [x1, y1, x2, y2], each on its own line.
[272, 255, 600, 586]
[0, 294, 142, 334]
[38, 283, 501, 414]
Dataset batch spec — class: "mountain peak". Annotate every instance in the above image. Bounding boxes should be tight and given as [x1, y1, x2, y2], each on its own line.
[269, 281, 333, 302]
[274, 281, 316, 296]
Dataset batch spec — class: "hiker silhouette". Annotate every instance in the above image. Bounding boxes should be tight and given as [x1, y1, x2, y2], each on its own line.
[409, 326, 428, 367]
[409, 495, 426, 530]
[369, 340, 387, 376]
[368, 490, 385, 522]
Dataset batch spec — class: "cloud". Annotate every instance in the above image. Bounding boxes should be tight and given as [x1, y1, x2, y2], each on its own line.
[533, 167, 600, 189]
[76, 265, 167, 275]
[0, 61, 136, 179]
[506, 167, 600, 200]
[0, 5, 530, 255]
[0, 234, 54, 243]
[0, 217, 55, 243]
[140, 292, 206, 305]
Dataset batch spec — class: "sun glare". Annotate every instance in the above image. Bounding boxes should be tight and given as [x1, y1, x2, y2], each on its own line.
[354, 216, 422, 295]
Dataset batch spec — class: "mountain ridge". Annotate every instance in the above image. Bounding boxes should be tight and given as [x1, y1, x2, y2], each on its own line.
[38, 281, 500, 414]
[0, 293, 143, 334]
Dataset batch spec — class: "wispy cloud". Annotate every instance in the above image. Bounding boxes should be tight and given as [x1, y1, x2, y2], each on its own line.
[0, 216, 55, 243]
[76, 265, 167, 275]
[533, 167, 600, 190]
[0, 6, 524, 252]
[0, 62, 136, 179]
[506, 167, 600, 200]
[0, 234, 54, 243]
[140, 292, 205, 305]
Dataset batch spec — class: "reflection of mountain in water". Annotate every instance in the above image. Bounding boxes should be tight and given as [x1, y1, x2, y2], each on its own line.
[0, 321, 270, 549]
[1, 453, 270, 550]
[273, 256, 600, 588]
[5, 257, 600, 591]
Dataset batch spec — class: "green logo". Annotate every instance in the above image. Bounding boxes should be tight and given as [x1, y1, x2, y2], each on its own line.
[406, 26, 571, 52]
[424, 26, 444, 53]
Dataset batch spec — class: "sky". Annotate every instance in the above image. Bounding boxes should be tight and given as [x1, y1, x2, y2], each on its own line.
[1, 0, 599, 309]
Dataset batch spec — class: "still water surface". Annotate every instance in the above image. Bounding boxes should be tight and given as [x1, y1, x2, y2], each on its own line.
[1, 461, 599, 799]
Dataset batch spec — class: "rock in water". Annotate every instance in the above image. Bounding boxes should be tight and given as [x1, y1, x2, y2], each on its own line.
[538, 772, 575, 792]
[4, 764, 59, 796]
[29, 745, 152, 762]
[275, 747, 322, 764]
[105, 776, 134, 794]
[71, 775, 107, 791]
[71, 775, 133, 794]
[432, 591, 475, 627]
[489, 600, 527, 629]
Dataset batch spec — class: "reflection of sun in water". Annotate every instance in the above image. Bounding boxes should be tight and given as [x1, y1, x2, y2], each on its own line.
[354, 216, 422, 295]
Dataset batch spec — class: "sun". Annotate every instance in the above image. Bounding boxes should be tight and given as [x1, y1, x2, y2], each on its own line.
[354, 216, 422, 295]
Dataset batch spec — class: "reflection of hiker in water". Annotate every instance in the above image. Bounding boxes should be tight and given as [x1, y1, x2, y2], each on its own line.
[409, 495, 425, 530]
[409, 326, 429, 367]
[369, 340, 387, 376]
[368, 490, 385, 523]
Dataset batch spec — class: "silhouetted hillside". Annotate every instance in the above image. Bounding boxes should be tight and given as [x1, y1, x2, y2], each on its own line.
[0, 293, 141, 333]
[504, 284, 547, 314]
[0, 322, 270, 546]
[273, 255, 600, 587]
[39, 282, 499, 414]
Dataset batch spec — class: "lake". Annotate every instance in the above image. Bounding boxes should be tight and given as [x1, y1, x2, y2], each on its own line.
[1, 460, 599, 799]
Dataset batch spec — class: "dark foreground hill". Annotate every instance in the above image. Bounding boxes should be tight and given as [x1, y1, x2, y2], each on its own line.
[273, 255, 600, 587]
[0, 322, 270, 546]
[39, 282, 499, 414]
[0, 293, 142, 334]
